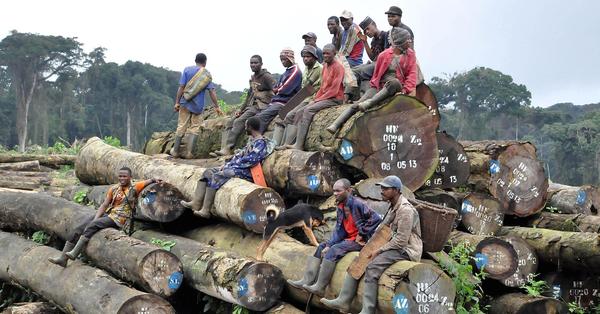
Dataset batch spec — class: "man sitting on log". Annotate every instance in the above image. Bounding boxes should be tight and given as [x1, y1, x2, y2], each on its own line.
[211, 55, 275, 157]
[326, 27, 417, 134]
[273, 45, 322, 147]
[171, 53, 223, 159]
[280, 44, 345, 151]
[288, 178, 381, 296]
[321, 175, 422, 314]
[182, 116, 275, 218]
[49, 167, 162, 267]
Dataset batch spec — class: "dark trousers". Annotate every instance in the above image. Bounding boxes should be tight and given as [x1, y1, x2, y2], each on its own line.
[69, 215, 118, 242]
[295, 99, 341, 125]
[314, 240, 363, 262]
[254, 102, 284, 133]
[225, 105, 261, 147]
[364, 249, 409, 283]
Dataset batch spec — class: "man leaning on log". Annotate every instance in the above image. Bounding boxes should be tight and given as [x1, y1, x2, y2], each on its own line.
[49, 167, 162, 267]
[182, 116, 275, 218]
[288, 178, 381, 296]
[321, 175, 422, 314]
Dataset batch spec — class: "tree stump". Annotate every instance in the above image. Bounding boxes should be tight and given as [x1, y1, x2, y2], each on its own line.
[422, 132, 470, 189]
[459, 193, 505, 236]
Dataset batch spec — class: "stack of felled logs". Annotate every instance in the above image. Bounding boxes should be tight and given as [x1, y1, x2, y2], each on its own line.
[0, 154, 75, 192]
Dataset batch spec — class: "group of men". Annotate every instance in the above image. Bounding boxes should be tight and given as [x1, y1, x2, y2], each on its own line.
[170, 5, 420, 157]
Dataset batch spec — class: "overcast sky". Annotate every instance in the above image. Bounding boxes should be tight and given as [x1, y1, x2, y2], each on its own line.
[2, 0, 599, 107]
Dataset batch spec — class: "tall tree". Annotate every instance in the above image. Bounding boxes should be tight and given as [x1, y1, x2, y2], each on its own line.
[0, 31, 83, 151]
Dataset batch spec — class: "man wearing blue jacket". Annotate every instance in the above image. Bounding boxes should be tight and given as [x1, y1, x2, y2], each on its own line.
[288, 178, 382, 296]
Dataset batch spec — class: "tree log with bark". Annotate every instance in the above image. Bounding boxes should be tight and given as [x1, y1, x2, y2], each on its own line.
[76, 137, 285, 233]
[461, 140, 548, 217]
[542, 271, 600, 309]
[547, 182, 599, 214]
[0, 160, 40, 171]
[487, 293, 568, 314]
[133, 230, 284, 312]
[1, 302, 59, 314]
[0, 154, 75, 168]
[459, 193, 504, 236]
[0, 231, 175, 314]
[184, 224, 456, 314]
[0, 191, 183, 297]
[422, 132, 470, 189]
[518, 212, 600, 232]
[415, 83, 441, 127]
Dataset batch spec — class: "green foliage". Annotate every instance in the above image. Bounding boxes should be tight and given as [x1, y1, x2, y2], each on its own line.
[103, 136, 122, 147]
[439, 243, 487, 314]
[520, 274, 547, 297]
[31, 231, 50, 245]
[150, 238, 176, 251]
[217, 99, 240, 114]
[73, 189, 87, 204]
[568, 301, 586, 314]
[239, 88, 249, 106]
[232, 305, 250, 314]
[545, 206, 560, 213]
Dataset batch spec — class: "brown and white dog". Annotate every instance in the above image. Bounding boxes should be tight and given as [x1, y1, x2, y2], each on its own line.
[256, 203, 325, 261]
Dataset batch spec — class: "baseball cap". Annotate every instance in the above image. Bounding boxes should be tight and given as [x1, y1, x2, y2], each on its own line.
[376, 175, 403, 189]
[302, 32, 317, 40]
[385, 6, 403, 16]
[340, 10, 353, 19]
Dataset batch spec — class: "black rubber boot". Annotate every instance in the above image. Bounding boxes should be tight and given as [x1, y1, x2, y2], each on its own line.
[48, 241, 75, 267]
[303, 259, 336, 296]
[196, 187, 217, 218]
[358, 281, 379, 314]
[326, 106, 357, 134]
[320, 274, 359, 312]
[66, 236, 89, 260]
[271, 124, 285, 146]
[291, 121, 310, 151]
[170, 135, 183, 158]
[183, 134, 198, 159]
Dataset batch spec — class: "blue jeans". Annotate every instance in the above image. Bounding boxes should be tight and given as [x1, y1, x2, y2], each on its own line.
[314, 240, 363, 262]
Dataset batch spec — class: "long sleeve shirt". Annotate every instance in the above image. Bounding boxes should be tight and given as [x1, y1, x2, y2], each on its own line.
[271, 64, 302, 104]
[326, 195, 382, 247]
[340, 24, 364, 67]
[378, 195, 422, 262]
[302, 62, 322, 102]
[370, 47, 417, 94]
[244, 69, 275, 109]
[313, 59, 345, 103]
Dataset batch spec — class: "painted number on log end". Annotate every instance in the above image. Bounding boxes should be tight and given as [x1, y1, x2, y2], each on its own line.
[489, 160, 500, 174]
[339, 140, 354, 161]
[577, 190, 587, 205]
[168, 271, 183, 290]
[392, 293, 409, 314]
[307, 175, 320, 191]
[238, 277, 249, 297]
[243, 212, 258, 225]
[474, 253, 488, 270]
[143, 192, 156, 205]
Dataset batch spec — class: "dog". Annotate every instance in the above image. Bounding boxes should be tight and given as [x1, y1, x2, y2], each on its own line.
[256, 203, 325, 261]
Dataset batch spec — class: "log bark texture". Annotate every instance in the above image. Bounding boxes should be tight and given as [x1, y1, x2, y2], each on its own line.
[184, 224, 457, 314]
[461, 140, 548, 217]
[0, 191, 183, 297]
[0, 231, 175, 314]
[0, 160, 40, 171]
[0, 154, 75, 168]
[1, 302, 59, 314]
[488, 293, 568, 314]
[547, 182, 598, 214]
[264, 302, 304, 314]
[76, 137, 285, 233]
[422, 132, 470, 189]
[133, 230, 284, 311]
[498, 226, 600, 273]
[521, 212, 600, 232]
[415, 83, 441, 127]
[459, 193, 504, 236]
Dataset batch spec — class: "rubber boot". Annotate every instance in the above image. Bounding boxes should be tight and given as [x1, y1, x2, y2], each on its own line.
[291, 121, 311, 151]
[271, 124, 285, 146]
[182, 134, 198, 159]
[320, 274, 360, 312]
[196, 187, 217, 218]
[169, 135, 183, 158]
[287, 256, 321, 289]
[357, 86, 393, 112]
[210, 130, 235, 157]
[358, 281, 379, 314]
[65, 236, 89, 260]
[48, 241, 75, 267]
[181, 181, 207, 211]
[282, 124, 297, 146]
[326, 106, 357, 134]
[303, 259, 336, 296]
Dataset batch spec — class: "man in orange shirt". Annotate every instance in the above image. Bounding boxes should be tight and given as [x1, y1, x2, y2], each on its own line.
[49, 167, 162, 267]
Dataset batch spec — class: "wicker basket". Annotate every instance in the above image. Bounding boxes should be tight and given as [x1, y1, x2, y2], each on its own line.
[410, 199, 458, 252]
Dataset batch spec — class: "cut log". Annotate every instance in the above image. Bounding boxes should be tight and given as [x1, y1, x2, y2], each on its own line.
[76, 137, 285, 233]
[0, 170, 50, 178]
[352, 178, 416, 215]
[1, 302, 59, 314]
[427, 251, 480, 286]
[501, 236, 539, 288]
[422, 132, 470, 189]
[264, 302, 304, 314]
[415, 83, 441, 127]
[488, 293, 568, 314]
[498, 226, 600, 273]
[184, 224, 456, 313]
[0, 231, 175, 314]
[461, 140, 548, 217]
[0, 178, 45, 191]
[0, 154, 75, 168]
[0, 160, 40, 171]
[133, 230, 284, 311]
[0, 191, 183, 297]
[520, 212, 600, 232]
[547, 182, 598, 214]
[542, 272, 600, 309]
[459, 193, 505, 236]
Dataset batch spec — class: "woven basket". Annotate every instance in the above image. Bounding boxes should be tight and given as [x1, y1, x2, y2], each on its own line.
[410, 199, 458, 252]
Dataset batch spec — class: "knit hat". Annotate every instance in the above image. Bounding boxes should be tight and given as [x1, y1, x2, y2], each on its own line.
[301, 45, 318, 59]
[389, 27, 411, 47]
[280, 47, 295, 64]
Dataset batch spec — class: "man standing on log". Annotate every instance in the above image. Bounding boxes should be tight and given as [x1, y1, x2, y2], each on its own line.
[182, 116, 274, 218]
[49, 167, 162, 267]
[288, 178, 381, 296]
[326, 27, 417, 134]
[275, 45, 322, 147]
[281, 44, 344, 151]
[321, 175, 422, 314]
[339, 10, 364, 68]
[171, 53, 223, 159]
[211, 55, 275, 157]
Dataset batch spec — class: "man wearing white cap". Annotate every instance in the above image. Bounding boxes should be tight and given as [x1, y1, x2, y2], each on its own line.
[339, 10, 364, 68]
[321, 175, 422, 314]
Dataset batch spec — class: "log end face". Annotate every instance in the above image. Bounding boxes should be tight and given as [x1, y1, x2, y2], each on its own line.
[237, 263, 285, 311]
[139, 183, 187, 222]
[117, 293, 175, 314]
[139, 250, 184, 298]
[241, 188, 285, 233]
[475, 238, 519, 280]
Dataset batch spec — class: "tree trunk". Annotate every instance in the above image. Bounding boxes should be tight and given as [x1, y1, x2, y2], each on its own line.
[0, 160, 40, 171]
[0, 176, 49, 191]
[415, 83, 441, 127]
[16, 74, 37, 153]
[184, 224, 456, 314]
[1, 302, 59, 314]
[0, 231, 175, 314]
[461, 140, 548, 217]
[0, 191, 183, 297]
[547, 182, 599, 214]
[487, 293, 568, 314]
[501, 236, 539, 288]
[542, 271, 600, 309]
[459, 193, 504, 236]
[76, 137, 285, 233]
[520, 212, 600, 232]
[422, 132, 470, 189]
[0, 154, 76, 168]
[132, 230, 284, 312]
[498, 226, 600, 273]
